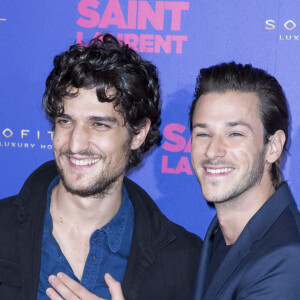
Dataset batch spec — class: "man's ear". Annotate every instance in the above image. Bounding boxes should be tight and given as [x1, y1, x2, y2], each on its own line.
[131, 118, 151, 150]
[265, 130, 286, 164]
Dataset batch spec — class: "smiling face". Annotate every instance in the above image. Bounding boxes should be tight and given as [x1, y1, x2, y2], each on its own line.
[191, 91, 272, 204]
[53, 88, 139, 197]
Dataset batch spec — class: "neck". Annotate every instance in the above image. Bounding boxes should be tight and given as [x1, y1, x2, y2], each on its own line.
[50, 178, 124, 234]
[215, 175, 275, 245]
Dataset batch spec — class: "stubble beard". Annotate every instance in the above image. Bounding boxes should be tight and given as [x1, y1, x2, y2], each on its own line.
[55, 139, 132, 198]
[199, 147, 266, 204]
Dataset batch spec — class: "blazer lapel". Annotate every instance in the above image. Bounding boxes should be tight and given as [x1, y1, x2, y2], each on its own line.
[194, 216, 218, 300]
[203, 227, 252, 299]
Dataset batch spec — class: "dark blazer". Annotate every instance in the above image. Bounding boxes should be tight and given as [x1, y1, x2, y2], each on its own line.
[0, 160, 202, 300]
[194, 183, 300, 300]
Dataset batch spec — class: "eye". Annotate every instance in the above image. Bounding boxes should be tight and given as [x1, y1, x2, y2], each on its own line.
[230, 132, 243, 137]
[56, 118, 72, 126]
[196, 133, 211, 137]
[58, 119, 70, 124]
[93, 122, 111, 129]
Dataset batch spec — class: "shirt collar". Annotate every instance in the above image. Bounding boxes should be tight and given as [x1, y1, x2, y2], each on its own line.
[102, 185, 132, 253]
[43, 175, 60, 241]
[44, 176, 133, 253]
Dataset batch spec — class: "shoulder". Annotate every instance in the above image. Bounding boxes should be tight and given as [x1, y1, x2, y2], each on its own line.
[14, 160, 57, 204]
[0, 195, 17, 211]
[244, 200, 300, 275]
[245, 243, 300, 273]
[0, 195, 17, 204]
[123, 177, 155, 204]
[0, 160, 57, 217]
[162, 214, 203, 250]
[246, 183, 300, 255]
[124, 177, 203, 249]
[0, 195, 21, 236]
[124, 178, 202, 298]
[19, 160, 58, 191]
[237, 244, 300, 298]
[234, 190, 300, 296]
[2, 161, 57, 202]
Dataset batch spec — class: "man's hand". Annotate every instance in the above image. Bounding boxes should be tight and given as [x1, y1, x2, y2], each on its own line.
[46, 272, 124, 300]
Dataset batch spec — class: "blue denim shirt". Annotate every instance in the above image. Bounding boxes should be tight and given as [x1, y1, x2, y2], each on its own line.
[37, 176, 134, 299]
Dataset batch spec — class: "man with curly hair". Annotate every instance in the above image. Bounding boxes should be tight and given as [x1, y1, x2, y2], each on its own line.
[0, 34, 202, 300]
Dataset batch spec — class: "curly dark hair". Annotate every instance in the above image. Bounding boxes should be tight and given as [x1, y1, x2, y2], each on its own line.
[43, 33, 161, 168]
[189, 62, 289, 189]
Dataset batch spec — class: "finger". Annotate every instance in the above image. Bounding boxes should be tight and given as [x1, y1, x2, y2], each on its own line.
[57, 273, 103, 299]
[104, 273, 124, 300]
[48, 274, 80, 300]
[46, 287, 64, 300]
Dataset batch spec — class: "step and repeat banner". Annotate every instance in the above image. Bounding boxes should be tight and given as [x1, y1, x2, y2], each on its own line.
[1, 0, 299, 238]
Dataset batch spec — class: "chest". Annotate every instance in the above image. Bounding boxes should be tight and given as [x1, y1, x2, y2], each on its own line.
[39, 225, 129, 299]
[52, 225, 91, 280]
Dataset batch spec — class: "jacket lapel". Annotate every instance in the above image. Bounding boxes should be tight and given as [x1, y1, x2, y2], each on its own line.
[193, 215, 253, 300]
[193, 215, 218, 300]
[203, 227, 252, 299]
[16, 207, 32, 300]
[122, 178, 176, 300]
[15, 160, 58, 300]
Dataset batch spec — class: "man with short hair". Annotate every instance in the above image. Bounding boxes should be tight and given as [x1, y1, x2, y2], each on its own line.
[0, 34, 202, 300]
[190, 62, 300, 299]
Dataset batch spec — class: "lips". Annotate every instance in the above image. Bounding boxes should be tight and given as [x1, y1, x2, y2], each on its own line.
[68, 157, 100, 166]
[204, 166, 234, 176]
[205, 167, 234, 174]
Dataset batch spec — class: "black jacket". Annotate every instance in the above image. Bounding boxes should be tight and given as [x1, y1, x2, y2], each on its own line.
[0, 161, 202, 299]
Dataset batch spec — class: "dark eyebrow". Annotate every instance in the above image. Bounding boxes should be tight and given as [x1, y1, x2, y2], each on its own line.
[192, 121, 254, 133]
[192, 123, 208, 130]
[56, 114, 119, 125]
[56, 114, 72, 120]
[226, 121, 253, 132]
[89, 116, 119, 125]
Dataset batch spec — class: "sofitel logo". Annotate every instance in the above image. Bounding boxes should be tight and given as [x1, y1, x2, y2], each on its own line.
[0, 128, 54, 150]
[76, 0, 190, 54]
[265, 19, 299, 41]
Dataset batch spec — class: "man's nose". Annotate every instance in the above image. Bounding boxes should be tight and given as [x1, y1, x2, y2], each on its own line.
[68, 124, 90, 154]
[205, 136, 226, 160]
